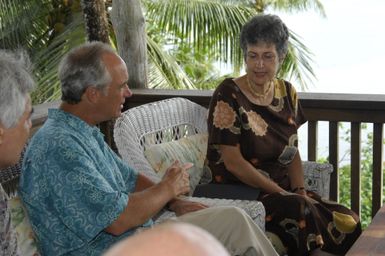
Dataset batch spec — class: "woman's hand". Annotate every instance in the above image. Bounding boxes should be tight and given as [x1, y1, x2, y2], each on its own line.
[293, 187, 307, 196]
[219, 144, 285, 194]
[288, 152, 307, 196]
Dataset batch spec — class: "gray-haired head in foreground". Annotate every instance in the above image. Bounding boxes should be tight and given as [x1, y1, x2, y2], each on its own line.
[240, 14, 289, 60]
[59, 41, 117, 104]
[0, 50, 35, 129]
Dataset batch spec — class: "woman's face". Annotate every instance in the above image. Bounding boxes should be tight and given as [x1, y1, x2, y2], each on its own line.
[0, 96, 32, 169]
[245, 42, 281, 87]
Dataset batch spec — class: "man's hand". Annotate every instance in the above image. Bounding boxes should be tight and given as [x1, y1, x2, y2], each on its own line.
[162, 161, 191, 197]
[168, 198, 208, 216]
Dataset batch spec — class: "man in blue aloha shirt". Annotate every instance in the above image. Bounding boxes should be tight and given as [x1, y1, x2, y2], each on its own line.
[19, 42, 278, 256]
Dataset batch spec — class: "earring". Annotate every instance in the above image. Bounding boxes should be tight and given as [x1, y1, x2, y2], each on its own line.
[0, 128, 4, 145]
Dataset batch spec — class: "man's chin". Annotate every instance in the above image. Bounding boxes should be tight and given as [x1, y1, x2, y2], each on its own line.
[109, 112, 122, 120]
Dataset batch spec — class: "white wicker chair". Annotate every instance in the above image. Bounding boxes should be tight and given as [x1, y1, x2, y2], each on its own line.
[114, 97, 333, 228]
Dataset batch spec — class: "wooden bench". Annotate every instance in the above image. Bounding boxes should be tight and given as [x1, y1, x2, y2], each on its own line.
[346, 204, 385, 255]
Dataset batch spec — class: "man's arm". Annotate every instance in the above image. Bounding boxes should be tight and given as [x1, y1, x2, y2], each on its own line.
[134, 163, 208, 216]
[134, 173, 157, 192]
[105, 162, 189, 236]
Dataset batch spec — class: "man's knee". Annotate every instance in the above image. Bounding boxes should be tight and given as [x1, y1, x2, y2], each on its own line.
[214, 206, 250, 221]
[221, 205, 248, 215]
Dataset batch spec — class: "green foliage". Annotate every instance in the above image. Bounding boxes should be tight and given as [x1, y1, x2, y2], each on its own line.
[143, 0, 321, 90]
[0, 0, 86, 104]
[173, 44, 217, 84]
[1, 0, 324, 102]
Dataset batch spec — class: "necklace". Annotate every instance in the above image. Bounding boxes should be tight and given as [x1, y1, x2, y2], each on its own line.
[246, 78, 273, 98]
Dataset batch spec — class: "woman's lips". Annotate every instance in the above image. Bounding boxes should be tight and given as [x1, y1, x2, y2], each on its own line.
[254, 72, 267, 77]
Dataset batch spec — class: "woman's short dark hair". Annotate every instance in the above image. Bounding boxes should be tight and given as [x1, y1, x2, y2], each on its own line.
[240, 14, 289, 60]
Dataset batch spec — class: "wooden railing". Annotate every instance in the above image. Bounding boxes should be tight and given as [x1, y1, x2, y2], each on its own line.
[31, 89, 385, 218]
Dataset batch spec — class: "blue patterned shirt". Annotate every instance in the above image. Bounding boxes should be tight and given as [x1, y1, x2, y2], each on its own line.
[20, 109, 153, 256]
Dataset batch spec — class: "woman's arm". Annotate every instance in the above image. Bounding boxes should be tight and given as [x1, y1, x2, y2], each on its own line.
[220, 144, 285, 194]
[287, 152, 306, 195]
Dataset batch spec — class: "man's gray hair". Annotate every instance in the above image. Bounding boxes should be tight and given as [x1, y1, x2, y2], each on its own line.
[59, 41, 117, 104]
[0, 50, 35, 128]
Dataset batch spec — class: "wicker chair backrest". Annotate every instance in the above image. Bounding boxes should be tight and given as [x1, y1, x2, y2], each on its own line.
[114, 97, 207, 183]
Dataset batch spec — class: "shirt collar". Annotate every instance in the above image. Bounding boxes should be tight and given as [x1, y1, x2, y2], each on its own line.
[48, 108, 102, 137]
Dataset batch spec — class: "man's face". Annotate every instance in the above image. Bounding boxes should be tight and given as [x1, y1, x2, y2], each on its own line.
[97, 53, 132, 121]
[0, 96, 32, 168]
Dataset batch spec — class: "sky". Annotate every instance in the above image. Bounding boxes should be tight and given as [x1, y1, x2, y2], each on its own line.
[270, 0, 385, 160]
[271, 0, 385, 94]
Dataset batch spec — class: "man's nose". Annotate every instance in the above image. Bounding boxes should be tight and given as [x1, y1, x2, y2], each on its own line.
[123, 85, 133, 98]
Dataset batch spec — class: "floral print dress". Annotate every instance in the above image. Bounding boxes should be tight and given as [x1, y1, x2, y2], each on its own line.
[0, 185, 19, 256]
[206, 78, 361, 255]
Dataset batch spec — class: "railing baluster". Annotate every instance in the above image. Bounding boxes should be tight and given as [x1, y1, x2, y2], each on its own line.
[372, 123, 384, 217]
[329, 121, 339, 202]
[308, 121, 318, 161]
[351, 122, 361, 216]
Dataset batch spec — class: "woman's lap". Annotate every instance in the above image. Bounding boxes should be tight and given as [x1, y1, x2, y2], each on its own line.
[260, 191, 361, 255]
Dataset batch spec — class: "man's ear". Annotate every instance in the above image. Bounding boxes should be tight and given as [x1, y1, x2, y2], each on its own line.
[84, 86, 100, 103]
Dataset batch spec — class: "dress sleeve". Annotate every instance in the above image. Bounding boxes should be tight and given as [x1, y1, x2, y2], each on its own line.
[0, 186, 19, 256]
[207, 81, 242, 147]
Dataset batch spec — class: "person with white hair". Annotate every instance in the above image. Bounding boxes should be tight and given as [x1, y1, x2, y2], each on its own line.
[104, 222, 230, 256]
[0, 50, 35, 256]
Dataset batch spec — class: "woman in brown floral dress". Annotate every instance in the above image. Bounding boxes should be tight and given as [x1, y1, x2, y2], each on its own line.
[206, 14, 361, 256]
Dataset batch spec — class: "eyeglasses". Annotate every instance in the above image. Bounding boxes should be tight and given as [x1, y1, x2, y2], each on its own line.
[246, 52, 276, 65]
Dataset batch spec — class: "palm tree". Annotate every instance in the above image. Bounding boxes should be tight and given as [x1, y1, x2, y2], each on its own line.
[0, 0, 325, 104]
[81, 0, 110, 43]
[0, 0, 86, 104]
[142, 0, 325, 90]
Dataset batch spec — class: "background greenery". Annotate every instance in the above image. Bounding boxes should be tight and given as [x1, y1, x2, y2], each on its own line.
[0, 0, 324, 104]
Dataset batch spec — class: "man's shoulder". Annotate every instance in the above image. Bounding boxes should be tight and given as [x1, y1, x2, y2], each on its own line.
[31, 118, 81, 146]
[25, 119, 86, 166]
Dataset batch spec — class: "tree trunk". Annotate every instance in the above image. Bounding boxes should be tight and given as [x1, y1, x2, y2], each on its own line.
[81, 0, 109, 43]
[111, 0, 147, 89]
[81, 0, 113, 147]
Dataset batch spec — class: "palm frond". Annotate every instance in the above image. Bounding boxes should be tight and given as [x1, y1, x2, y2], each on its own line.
[278, 30, 316, 90]
[0, 0, 51, 49]
[1, 0, 87, 103]
[32, 13, 86, 104]
[266, 0, 326, 17]
[143, 0, 319, 90]
[147, 35, 195, 89]
[143, 0, 255, 70]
